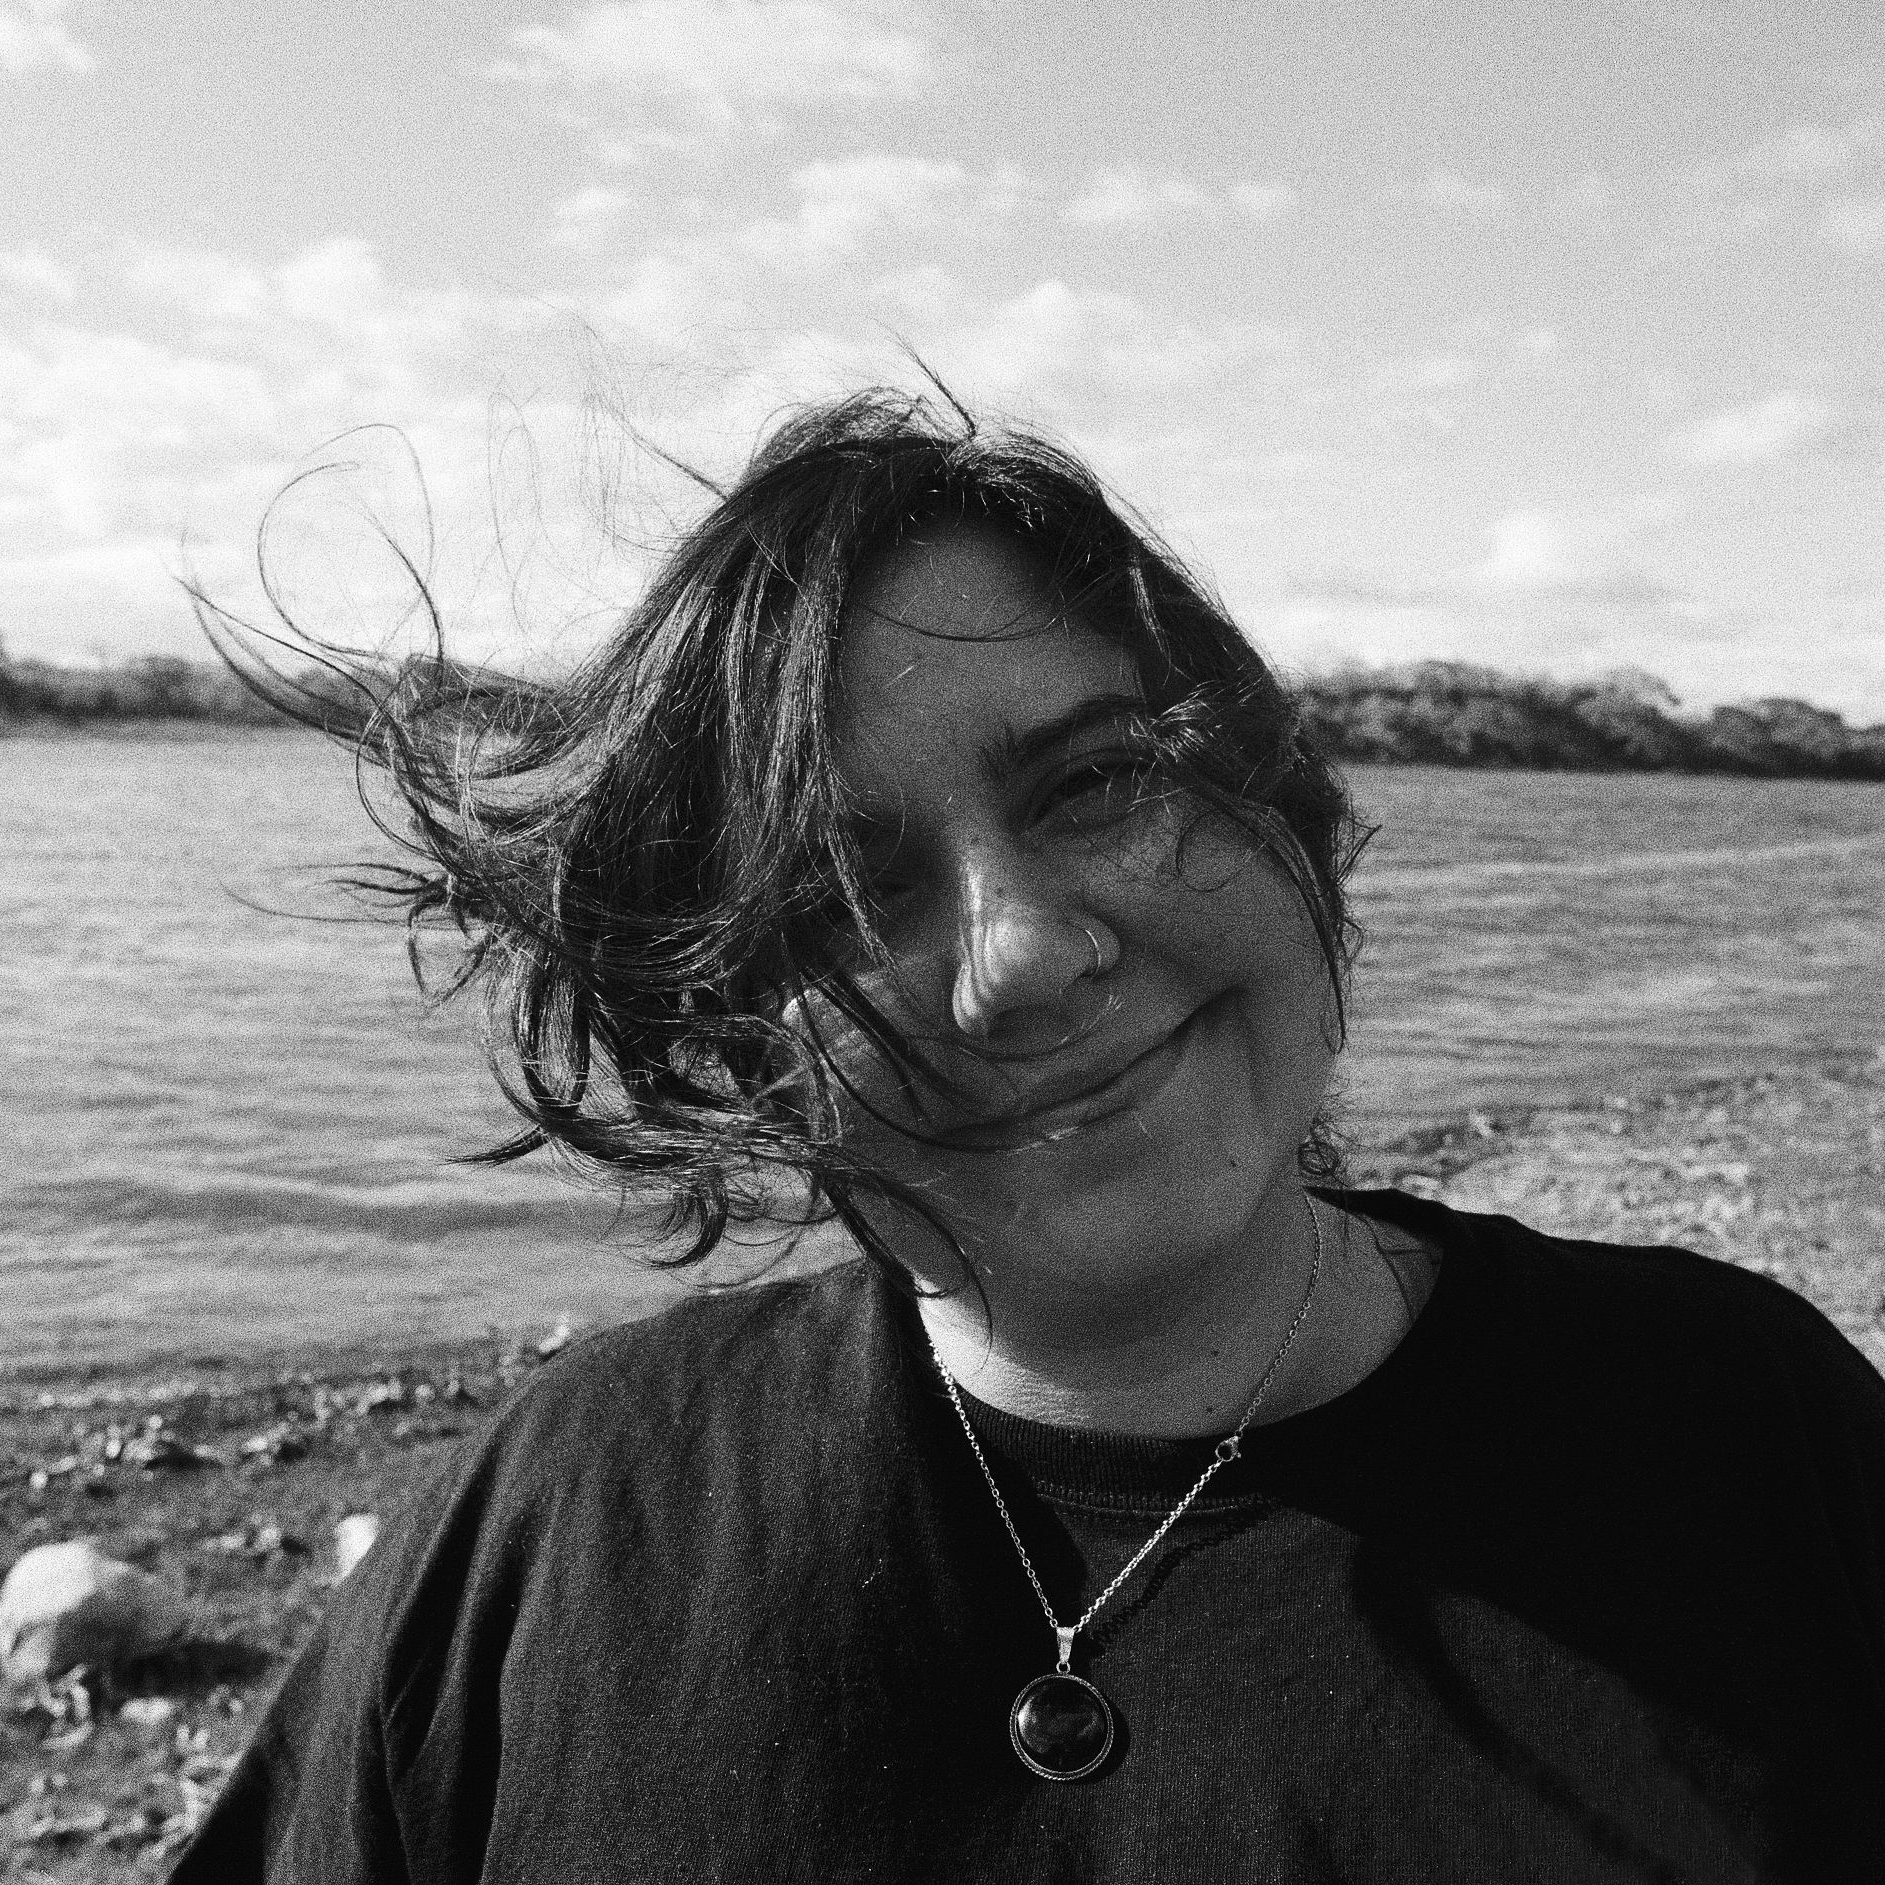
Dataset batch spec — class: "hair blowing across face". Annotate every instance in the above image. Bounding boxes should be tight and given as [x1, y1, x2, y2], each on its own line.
[197, 385, 1370, 1284]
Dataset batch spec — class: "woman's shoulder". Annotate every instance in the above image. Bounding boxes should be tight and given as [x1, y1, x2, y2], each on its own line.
[317, 1258, 894, 1675]
[1327, 1183, 1885, 1432]
[529, 1252, 882, 1372]
[1332, 1185, 1884, 1428]
[485, 1254, 889, 1451]
[323, 1258, 887, 1588]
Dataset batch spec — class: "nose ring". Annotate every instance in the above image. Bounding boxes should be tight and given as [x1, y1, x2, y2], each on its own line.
[1080, 925, 1105, 979]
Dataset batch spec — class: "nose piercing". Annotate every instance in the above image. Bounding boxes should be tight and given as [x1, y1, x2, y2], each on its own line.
[1081, 925, 1105, 979]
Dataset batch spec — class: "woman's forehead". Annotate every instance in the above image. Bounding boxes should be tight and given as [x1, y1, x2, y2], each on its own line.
[847, 523, 1059, 643]
[834, 524, 1141, 806]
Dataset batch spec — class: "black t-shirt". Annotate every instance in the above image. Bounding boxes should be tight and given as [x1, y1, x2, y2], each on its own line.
[172, 1191, 1885, 1882]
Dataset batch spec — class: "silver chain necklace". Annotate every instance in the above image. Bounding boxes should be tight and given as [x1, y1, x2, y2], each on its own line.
[929, 1191, 1325, 1782]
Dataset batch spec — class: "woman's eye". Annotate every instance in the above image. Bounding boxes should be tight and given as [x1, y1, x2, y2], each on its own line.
[868, 875, 920, 910]
[1043, 758, 1156, 825]
[849, 866, 925, 937]
[801, 876, 916, 968]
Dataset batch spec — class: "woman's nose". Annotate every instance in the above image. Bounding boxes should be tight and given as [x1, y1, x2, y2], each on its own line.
[950, 871, 1108, 1040]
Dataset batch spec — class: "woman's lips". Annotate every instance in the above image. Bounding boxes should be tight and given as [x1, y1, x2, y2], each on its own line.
[939, 1004, 1204, 1149]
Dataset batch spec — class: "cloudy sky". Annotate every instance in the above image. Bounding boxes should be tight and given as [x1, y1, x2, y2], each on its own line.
[3, 0, 1883, 717]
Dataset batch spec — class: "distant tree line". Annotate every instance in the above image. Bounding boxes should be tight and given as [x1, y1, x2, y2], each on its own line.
[4, 648, 1883, 779]
[0, 652, 288, 726]
[1298, 662, 1885, 780]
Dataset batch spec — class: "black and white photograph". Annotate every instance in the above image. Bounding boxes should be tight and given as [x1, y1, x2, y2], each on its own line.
[2, 3, 1883, 1878]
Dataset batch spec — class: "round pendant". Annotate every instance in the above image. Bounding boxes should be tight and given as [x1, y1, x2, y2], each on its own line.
[1009, 1672, 1115, 1781]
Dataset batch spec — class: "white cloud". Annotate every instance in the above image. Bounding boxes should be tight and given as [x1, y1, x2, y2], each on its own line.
[704, 157, 979, 272]
[934, 277, 1295, 404]
[1696, 118, 1885, 254]
[1474, 511, 1593, 589]
[1058, 170, 1296, 232]
[926, 278, 1132, 390]
[593, 128, 688, 167]
[273, 239, 385, 329]
[1228, 182, 1298, 223]
[1557, 172, 1611, 216]
[0, 0, 93, 74]
[596, 249, 727, 345]
[1280, 509, 1707, 693]
[550, 185, 630, 255]
[1, 430, 119, 540]
[0, 247, 76, 302]
[1373, 353, 1480, 395]
[115, 238, 516, 374]
[504, 1, 927, 121]
[1738, 118, 1881, 183]
[0, 539, 184, 659]
[866, 261, 957, 324]
[0, 239, 599, 667]
[588, 155, 1013, 277]
[1413, 168, 1504, 213]
[1063, 167, 1214, 229]
[1672, 392, 1837, 466]
[123, 246, 268, 323]
[699, 269, 1301, 425]
[781, 154, 967, 248]
[1269, 592, 1760, 704]
[1821, 194, 1885, 254]
[13, 229, 1314, 670]
[1269, 596, 1455, 672]
[1469, 510, 1671, 607]
[1, 327, 276, 458]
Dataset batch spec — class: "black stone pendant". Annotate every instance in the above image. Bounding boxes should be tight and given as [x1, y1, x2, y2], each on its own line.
[1010, 1672, 1115, 1781]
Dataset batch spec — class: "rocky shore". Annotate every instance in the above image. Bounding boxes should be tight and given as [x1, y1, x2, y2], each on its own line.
[1348, 1048, 1885, 1372]
[4, 1054, 1881, 1878]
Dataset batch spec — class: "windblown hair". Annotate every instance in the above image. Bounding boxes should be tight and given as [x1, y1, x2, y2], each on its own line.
[195, 386, 1369, 1283]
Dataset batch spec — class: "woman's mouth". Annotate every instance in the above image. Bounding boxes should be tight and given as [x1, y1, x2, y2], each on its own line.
[939, 1002, 1207, 1150]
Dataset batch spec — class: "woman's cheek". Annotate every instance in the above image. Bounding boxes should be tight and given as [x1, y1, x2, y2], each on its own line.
[780, 990, 941, 1154]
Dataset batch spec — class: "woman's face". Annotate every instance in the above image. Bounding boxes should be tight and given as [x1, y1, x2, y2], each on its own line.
[814, 524, 1337, 1312]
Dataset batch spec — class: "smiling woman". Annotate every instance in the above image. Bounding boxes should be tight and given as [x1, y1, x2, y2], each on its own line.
[175, 388, 1885, 1882]
[818, 526, 1391, 1426]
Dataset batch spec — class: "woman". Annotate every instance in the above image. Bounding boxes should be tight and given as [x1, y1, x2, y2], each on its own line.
[177, 390, 1885, 1882]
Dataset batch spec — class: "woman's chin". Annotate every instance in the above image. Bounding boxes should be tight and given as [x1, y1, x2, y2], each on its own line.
[946, 1117, 1291, 1292]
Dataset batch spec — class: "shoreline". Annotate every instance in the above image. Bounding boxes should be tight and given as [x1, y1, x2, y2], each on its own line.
[1348, 1048, 1885, 1368]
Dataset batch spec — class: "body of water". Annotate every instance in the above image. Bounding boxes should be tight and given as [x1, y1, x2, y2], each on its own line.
[1342, 764, 1885, 1130]
[4, 729, 1882, 1371]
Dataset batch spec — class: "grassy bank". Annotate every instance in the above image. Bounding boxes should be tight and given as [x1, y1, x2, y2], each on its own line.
[4, 1052, 1882, 1877]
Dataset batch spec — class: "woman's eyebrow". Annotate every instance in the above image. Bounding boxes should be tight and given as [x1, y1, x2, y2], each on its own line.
[977, 693, 1146, 782]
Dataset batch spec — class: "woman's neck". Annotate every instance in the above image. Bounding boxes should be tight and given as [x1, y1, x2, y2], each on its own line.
[916, 1193, 1411, 1440]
